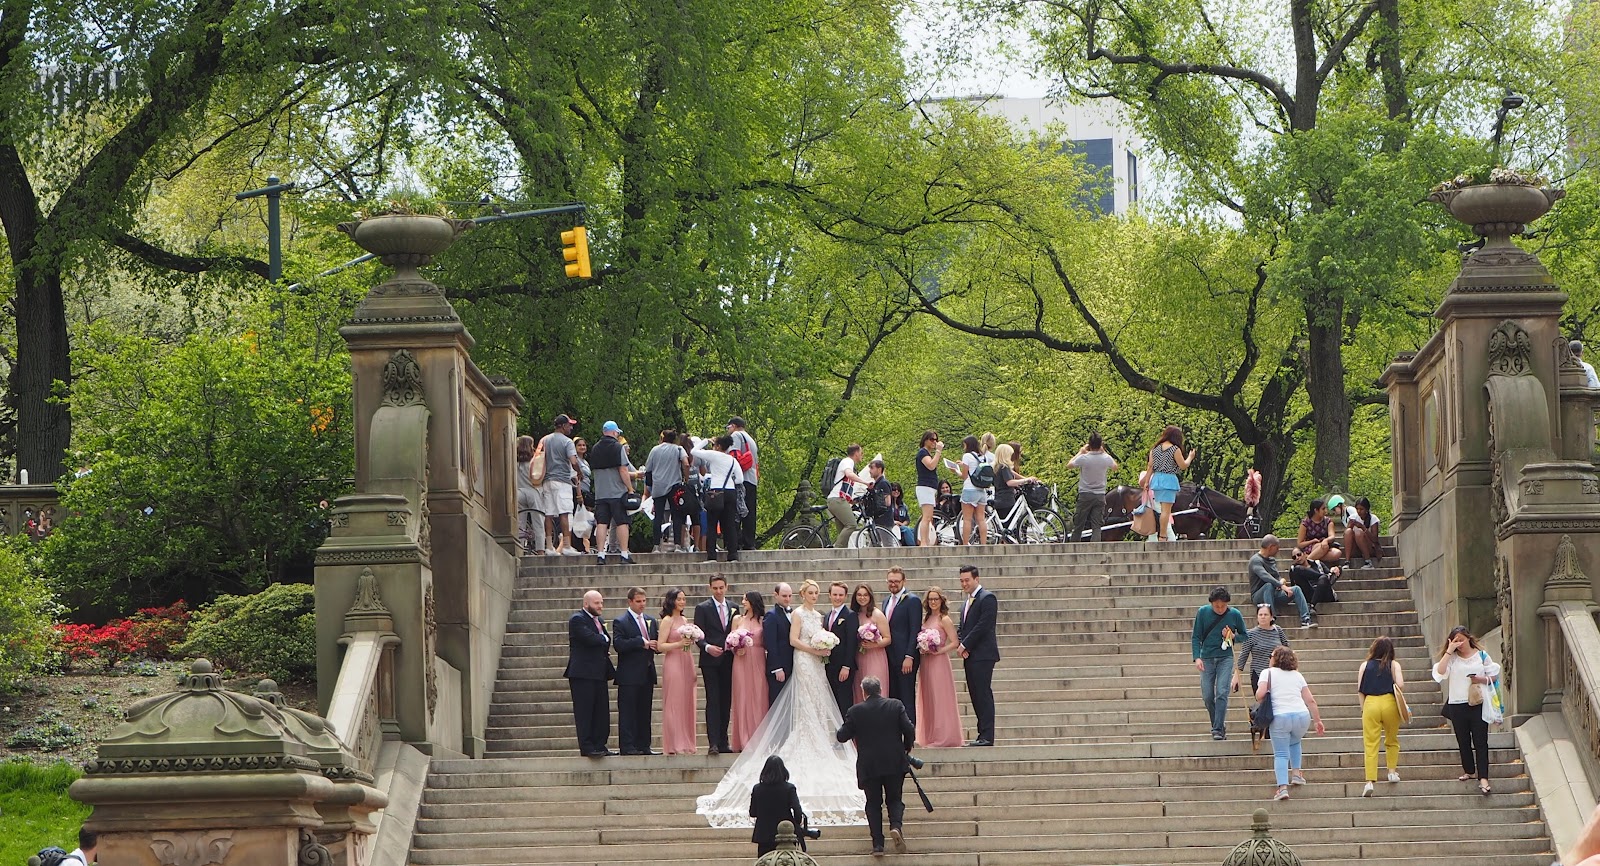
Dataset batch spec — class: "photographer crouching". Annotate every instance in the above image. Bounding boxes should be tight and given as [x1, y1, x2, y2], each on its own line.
[749, 756, 815, 855]
[836, 675, 917, 856]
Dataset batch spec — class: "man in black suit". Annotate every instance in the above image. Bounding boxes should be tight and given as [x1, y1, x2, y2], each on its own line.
[693, 573, 736, 754]
[612, 587, 660, 755]
[764, 582, 795, 706]
[956, 565, 999, 747]
[836, 676, 916, 856]
[882, 566, 921, 723]
[824, 581, 860, 718]
[564, 590, 615, 757]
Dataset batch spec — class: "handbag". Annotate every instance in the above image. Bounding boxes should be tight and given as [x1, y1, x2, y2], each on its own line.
[528, 441, 548, 485]
[1394, 683, 1413, 724]
[1250, 669, 1275, 730]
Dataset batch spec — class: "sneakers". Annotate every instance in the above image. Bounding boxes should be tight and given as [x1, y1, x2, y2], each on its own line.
[596, 553, 607, 565]
[1361, 782, 1374, 797]
[1211, 731, 1225, 741]
[1289, 772, 1307, 786]
[1273, 786, 1290, 801]
[560, 547, 581, 557]
[1361, 559, 1374, 569]
[1387, 771, 1401, 783]
[1301, 616, 1314, 629]
[546, 547, 560, 556]
[619, 553, 635, 565]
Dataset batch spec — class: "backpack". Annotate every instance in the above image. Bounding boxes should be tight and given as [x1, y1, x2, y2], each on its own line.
[730, 432, 755, 472]
[969, 454, 996, 489]
[589, 437, 624, 471]
[821, 456, 844, 497]
[32, 850, 82, 866]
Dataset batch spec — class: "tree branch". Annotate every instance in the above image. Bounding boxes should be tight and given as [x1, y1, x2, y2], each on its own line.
[110, 233, 270, 278]
[1087, 46, 1296, 121]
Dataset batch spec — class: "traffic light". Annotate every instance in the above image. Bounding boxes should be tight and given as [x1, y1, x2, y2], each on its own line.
[561, 226, 591, 278]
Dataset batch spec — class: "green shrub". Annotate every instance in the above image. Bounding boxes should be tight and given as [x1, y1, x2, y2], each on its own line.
[0, 761, 89, 863]
[177, 583, 316, 682]
[0, 539, 60, 691]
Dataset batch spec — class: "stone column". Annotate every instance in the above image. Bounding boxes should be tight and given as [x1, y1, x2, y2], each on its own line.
[69, 660, 381, 866]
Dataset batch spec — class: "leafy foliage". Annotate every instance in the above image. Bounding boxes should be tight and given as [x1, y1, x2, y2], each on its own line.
[0, 761, 89, 863]
[0, 540, 59, 692]
[52, 602, 191, 670]
[177, 583, 316, 683]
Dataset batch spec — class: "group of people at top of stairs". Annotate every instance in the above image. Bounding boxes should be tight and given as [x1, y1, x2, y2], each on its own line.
[1196, 539, 1505, 803]
[516, 414, 761, 564]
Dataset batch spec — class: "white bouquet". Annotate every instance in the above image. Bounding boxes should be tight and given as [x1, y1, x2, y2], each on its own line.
[680, 624, 705, 642]
[810, 632, 840, 652]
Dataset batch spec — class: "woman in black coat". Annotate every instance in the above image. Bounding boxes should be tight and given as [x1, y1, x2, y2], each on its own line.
[749, 756, 807, 854]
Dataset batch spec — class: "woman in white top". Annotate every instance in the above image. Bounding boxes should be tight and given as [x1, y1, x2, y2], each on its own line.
[1431, 625, 1501, 794]
[1255, 645, 1325, 801]
[950, 435, 990, 546]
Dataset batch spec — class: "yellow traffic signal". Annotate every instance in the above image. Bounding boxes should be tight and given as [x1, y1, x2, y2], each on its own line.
[561, 226, 591, 279]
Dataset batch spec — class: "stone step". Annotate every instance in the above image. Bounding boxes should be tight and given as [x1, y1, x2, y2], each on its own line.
[511, 568, 1408, 594]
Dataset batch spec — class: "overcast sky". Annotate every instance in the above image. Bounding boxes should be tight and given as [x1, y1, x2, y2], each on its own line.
[898, 1, 1055, 100]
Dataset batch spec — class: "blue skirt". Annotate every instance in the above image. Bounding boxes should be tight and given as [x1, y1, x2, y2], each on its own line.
[1151, 472, 1180, 504]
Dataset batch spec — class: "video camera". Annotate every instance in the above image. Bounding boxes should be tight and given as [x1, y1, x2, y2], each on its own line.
[802, 826, 822, 840]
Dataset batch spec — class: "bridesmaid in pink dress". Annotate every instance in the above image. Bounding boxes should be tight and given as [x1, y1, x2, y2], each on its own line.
[728, 590, 768, 752]
[659, 589, 698, 755]
[916, 586, 964, 748]
[852, 584, 892, 704]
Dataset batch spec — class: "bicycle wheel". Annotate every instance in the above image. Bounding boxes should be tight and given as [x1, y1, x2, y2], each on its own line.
[933, 516, 959, 546]
[860, 524, 899, 548]
[1027, 508, 1068, 544]
[986, 507, 1013, 545]
[781, 525, 824, 550]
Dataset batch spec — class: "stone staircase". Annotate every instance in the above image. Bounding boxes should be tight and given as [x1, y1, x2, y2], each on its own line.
[409, 540, 1554, 865]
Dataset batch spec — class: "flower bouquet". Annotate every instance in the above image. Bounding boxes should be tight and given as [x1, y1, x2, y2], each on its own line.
[724, 629, 754, 651]
[857, 622, 882, 652]
[680, 624, 705, 642]
[810, 632, 840, 652]
[917, 627, 943, 654]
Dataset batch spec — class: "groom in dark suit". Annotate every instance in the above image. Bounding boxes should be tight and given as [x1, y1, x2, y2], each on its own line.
[836, 676, 916, 855]
[564, 590, 616, 757]
[764, 582, 795, 706]
[956, 565, 999, 747]
[883, 566, 921, 724]
[824, 581, 861, 718]
[693, 574, 735, 754]
[612, 587, 659, 755]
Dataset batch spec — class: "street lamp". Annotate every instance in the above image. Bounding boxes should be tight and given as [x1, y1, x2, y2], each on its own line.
[1491, 90, 1525, 164]
[235, 175, 297, 282]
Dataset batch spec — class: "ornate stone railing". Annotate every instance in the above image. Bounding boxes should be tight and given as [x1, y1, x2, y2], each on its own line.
[0, 483, 59, 538]
[1539, 536, 1600, 787]
[325, 568, 399, 779]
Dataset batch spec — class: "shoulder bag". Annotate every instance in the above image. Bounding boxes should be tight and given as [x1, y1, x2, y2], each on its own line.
[1250, 669, 1275, 730]
[528, 439, 548, 485]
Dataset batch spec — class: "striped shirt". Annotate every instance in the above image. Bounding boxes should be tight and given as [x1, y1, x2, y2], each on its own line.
[1236, 625, 1289, 676]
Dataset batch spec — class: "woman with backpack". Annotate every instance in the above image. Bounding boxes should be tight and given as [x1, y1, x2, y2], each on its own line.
[1143, 425, 1195, 543]
[949, 435, 992, 545]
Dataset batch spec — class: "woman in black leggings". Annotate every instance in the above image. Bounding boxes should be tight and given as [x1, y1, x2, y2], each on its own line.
[1431, 625, 1501, 795]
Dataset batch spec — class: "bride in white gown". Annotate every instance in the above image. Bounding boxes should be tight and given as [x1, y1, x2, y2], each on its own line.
[696, 579, 867, 827]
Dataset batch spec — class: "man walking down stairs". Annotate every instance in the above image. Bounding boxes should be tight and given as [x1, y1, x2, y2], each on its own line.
[410, 539, 1553, 866]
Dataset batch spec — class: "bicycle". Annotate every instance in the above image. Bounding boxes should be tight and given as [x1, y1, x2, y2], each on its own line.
[988, 492, 1068, 545]
[780, 502, 898, 549]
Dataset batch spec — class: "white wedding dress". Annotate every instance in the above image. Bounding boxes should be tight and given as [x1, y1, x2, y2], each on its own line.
[695, 606, 867, 827]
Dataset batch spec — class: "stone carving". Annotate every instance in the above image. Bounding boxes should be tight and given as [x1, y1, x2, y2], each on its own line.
[349, 567, 389, 614]
[1560, 337, 1586, 372]
[1488, 321, 1533, 378]
[424, 583, 439, 719]
[386, 510, 409, 526]
[1585, 479, 1600, 497]
[381, 349, 425, 408]
[0, 505, 9, 535]
[418, 490, 433, 558]
[329, 512, 350, 529]
[1547, 535, 1592, 589]
[1521, 479, 1546, 496]
[150, 830, 234, 866]
[314, 547, 423, 566]
[298, 829, 333, 866]
[1469, 249, 1542, 268]
[1494, 554, 1512, 689]
[1220, 809, 1301, 866]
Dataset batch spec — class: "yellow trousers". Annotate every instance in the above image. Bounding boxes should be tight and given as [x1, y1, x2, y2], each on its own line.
[1362, 693, 1401, 781]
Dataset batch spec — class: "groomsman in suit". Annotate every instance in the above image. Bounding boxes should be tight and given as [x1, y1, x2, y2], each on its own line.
[825, 581, 861, 718]
[764, 582, 795, 706]
[883, 566, 921, 723]
[613, 587, 660, 755]
[956, 565, 999, 746]
[694, 574, 736, 754]
[564, 590, 616, 757]
[836, 676, 916, 856]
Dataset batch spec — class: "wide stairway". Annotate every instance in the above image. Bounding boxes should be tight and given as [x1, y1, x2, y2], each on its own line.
[410, 540, 1553, 865]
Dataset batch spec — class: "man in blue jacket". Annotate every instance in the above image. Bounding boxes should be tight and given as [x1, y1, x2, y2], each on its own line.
[1193, 586, 1249, 741]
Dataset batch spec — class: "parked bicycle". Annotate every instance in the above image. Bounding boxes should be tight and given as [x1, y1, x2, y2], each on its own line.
[780, 503, 898, 549]
[931, 482, 1066, 545]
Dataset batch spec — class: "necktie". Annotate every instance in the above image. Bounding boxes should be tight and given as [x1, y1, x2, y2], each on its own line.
[718, 602, 728, 629]
[828, 608, 837, 630]
[636, 613, 646, 638]
[595, 615, 608, 643]
[887, 593, 898, 618]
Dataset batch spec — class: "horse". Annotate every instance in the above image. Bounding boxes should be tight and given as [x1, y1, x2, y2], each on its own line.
[1097, 482, 1253, 541]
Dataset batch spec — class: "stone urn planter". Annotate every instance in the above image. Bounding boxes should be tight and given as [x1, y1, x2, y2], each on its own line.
[1427, 180, 1564, 246]
[337, 213, 475, 324]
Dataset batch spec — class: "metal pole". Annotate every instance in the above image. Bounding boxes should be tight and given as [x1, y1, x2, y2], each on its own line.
[267, 176, 282, 282]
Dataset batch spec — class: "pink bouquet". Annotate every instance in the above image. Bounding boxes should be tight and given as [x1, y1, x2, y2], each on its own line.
[917, 627, 943, 654]
[857, 622, 882, 649]
[680, 624, 705, 642]
[724, 629, 754, 651]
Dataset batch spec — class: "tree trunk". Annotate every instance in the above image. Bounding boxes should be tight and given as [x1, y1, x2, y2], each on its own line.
[1305, 303, 1351, 491]
[9, 258, 71, 483]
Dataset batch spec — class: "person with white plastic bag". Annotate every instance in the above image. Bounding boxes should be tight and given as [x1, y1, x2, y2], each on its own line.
[1432, 625, 1502, 795]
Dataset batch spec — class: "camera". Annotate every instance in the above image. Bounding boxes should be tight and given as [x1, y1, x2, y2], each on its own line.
[803, 827, 822, 840]
[907, 754, 925, 770]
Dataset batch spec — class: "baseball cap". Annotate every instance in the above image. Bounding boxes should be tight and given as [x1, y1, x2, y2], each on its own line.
[553, 413, 576, 427]
[602, 421, 621, 434]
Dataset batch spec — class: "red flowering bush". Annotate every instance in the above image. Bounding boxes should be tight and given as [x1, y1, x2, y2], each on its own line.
[53, 600, 191, 669]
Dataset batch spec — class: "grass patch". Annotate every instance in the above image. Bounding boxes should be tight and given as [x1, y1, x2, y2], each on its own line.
[0, 761, 90, 861]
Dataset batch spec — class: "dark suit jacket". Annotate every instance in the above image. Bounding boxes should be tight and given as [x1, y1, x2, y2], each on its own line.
[836, 695, 915, 787]
[749, 781, 805, 848]
[612, 611, 658, 686]
[564, 610, 615, 681]
[884, 592, 922, 671]
[694, 598, 735, 668]
[824, 606, 860, 676]
[764, 607, 794, 677]
[957, 588, 1000, 662]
